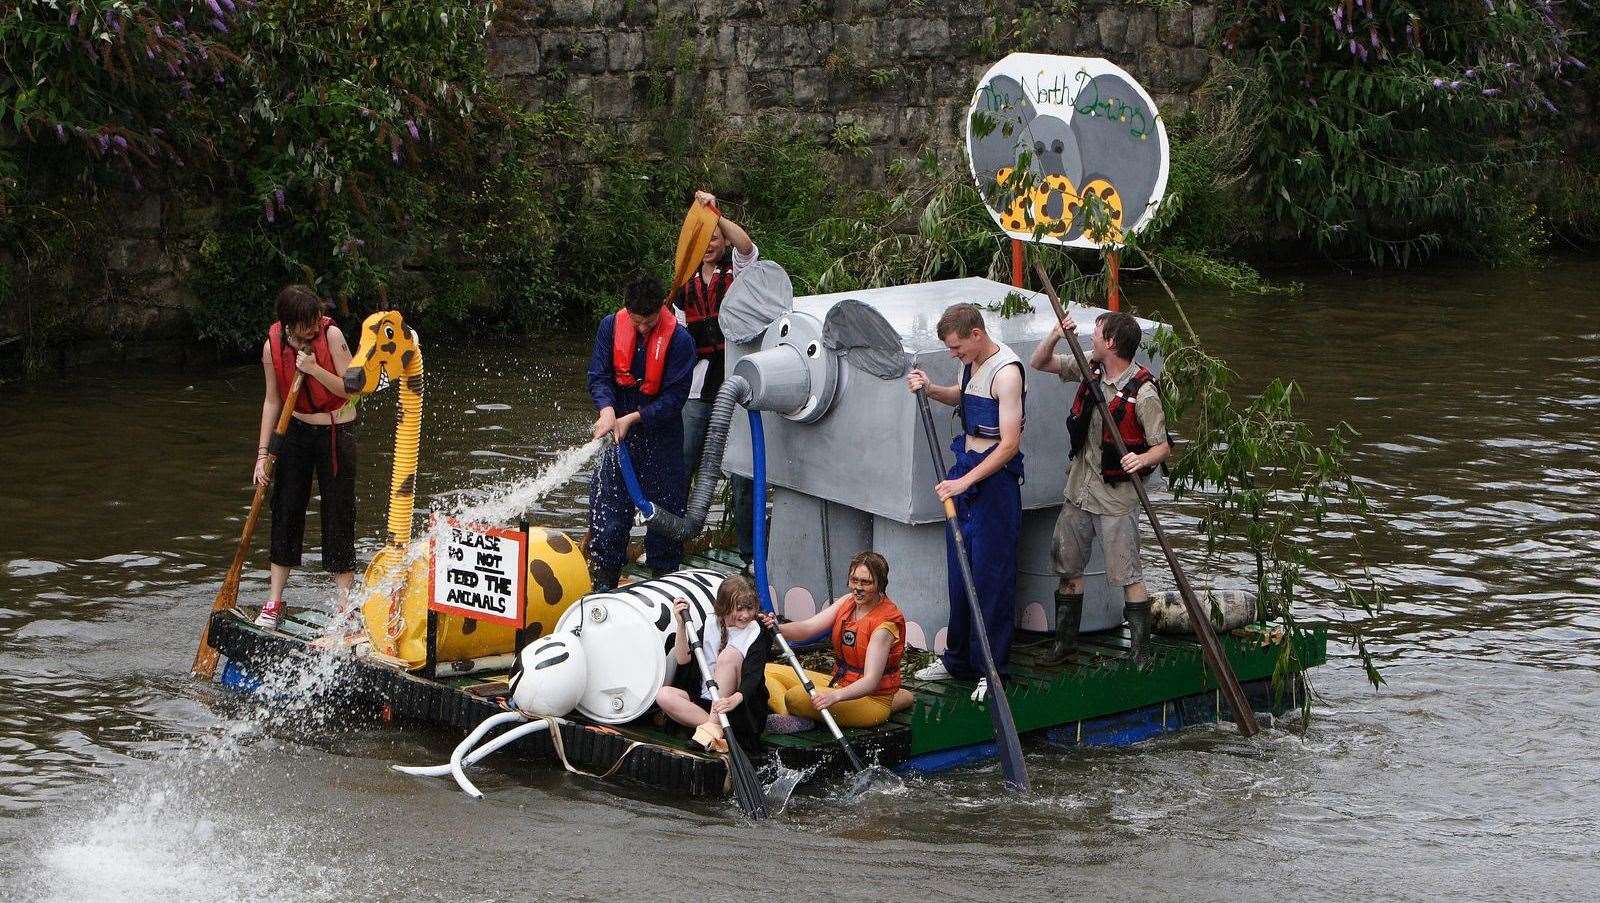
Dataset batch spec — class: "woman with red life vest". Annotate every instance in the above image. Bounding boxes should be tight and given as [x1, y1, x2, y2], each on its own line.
[586, 273, 697, 590]
[253, 285, 358, 629]
[676, 190, 759, 567]
[1029, 310, 1170, 664]
[758, 551, 913, 730]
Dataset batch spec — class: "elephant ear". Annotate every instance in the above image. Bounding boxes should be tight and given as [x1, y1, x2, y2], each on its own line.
[719, 260, 795, 344]
[1066, 73, 1164, 236]
[823, 298, 911, 380]
[968, 74, 1038, 192]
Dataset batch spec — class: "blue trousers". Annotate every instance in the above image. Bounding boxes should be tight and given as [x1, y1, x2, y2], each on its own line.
[940, 439, 1021, 680]
[587, 429, 688, 578]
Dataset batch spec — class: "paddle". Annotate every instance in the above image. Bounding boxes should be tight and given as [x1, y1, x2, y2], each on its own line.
[670, 199, 720, 298]
[767, 626, 902, 798]
[193, 371, 306, 679]
[1029, 257, 1260, 737]
[914, 390, 1030, 794]
[684, 604, 770, 819]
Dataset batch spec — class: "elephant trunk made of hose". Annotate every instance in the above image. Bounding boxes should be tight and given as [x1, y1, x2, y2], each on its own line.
[641, 375, 752, 543]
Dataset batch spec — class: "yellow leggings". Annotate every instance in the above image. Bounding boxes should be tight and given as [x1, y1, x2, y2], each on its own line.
[764, 663, 893, 728]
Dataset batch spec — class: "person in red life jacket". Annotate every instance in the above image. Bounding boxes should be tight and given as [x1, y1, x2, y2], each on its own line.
[905, 304, 1026, 689]
[586, 273, 696, 591]
[758, 551, 913, 730]
[1029, 310, 1170, 664]
[253, 284, 358, 629]
[675, 190, 759, 567]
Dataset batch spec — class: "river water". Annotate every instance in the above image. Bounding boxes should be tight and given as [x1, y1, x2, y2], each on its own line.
[1, 260, 1596, 902]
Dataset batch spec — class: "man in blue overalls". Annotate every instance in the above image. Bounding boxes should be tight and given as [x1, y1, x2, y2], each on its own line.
[906, 303, 1025, 684]
[587, 274, 697, 591]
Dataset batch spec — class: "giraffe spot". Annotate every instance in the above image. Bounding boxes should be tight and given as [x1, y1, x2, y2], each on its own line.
[522, 622, 543, 641]
[404, 375, 425, 394]
[529, 559, 563, 605]
[401, 349, 415, 368]
[369, 322, 381, 333]
[1100, 187, 1115, 200]
[380, 341, 397, 353]
[397, 473, 416, 497]
[545, 532, 573, 554]
[385, 531, 397, 545]
[461, 618, 477, 634]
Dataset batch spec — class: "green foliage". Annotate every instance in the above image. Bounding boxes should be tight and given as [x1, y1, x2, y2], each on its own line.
[1218, 0, 1593, 265]
[1, 0, 571, 355]
[1152, 307, 1387, 703]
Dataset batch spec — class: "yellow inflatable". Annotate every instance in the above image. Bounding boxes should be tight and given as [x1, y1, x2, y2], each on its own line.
[344, 310, 590, 669]
[360, 527, 590, 667]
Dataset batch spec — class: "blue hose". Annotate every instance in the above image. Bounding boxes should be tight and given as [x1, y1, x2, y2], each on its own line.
[613, 440, 654, 519]
[749, 409, 774, 614]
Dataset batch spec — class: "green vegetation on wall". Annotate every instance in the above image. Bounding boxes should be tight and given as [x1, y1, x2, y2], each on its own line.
[1219, 0, 1599, 265]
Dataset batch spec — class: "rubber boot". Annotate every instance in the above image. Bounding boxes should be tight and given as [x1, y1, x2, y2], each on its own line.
[1125, 599, 1153, 666]
[1040, 591, 1083, 667]
[588, 562, 619, 594]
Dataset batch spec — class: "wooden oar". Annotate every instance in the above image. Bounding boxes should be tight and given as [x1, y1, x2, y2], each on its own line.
[1029, 257, 1260, 737]
[685, 605, 770, 819]
[767, 626, 901, 797]
[670, 200, 720, 298]
[914, 390, 1030, 793]
[192, 371, 306, 680]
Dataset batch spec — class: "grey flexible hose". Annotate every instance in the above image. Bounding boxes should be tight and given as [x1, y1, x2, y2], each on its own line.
[644, 375, 751, 542]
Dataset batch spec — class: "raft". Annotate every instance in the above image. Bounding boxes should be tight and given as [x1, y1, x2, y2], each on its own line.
[207, 550, 1326, 799]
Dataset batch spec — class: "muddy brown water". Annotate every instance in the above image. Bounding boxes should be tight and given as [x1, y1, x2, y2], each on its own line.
[1, 260, 1597, 902]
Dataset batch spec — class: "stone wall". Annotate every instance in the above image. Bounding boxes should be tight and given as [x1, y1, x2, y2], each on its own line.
[491, 0, 1222, 180]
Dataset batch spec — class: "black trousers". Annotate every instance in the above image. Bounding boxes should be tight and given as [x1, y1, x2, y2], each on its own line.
[269, 417, 358, 573]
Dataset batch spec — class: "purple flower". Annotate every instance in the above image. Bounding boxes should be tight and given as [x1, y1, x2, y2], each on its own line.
[206, 0, 224, 18]
[1481, 88, 1502, 96]
[1357, 43, 1368, 62]
[220, 0, 236, 12]
[55, 123, 66, 142]
[1333, 7, 1344, 30]
[1348, 39, 1358, 55]
[211, 17, 227, 32]
[173, 18, 185, 31]
[264, 198, 275, 222]
[97, 135, 109, 153]
[406, 119, 420, 141]
[112, 135, 127, 149]
[1464, 68, 1478, 79]
[1570, 57, 1588, 71]
[68, 7, 78, 26]
[1432, 77, 1444, 89]
[1278, 10, 1286, 22]
[274, 188, 286, 210]
[154, 24, 163, 37]
[1370, 28, 1379, 48]
[1449, 80, 1462, 89]
[1542, 97, 1558, 113]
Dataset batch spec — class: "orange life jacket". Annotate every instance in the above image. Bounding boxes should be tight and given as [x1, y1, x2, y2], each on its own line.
[830, 596, 906, 695]
[268, 317, 344, 415]
[611, 306, 677, 396]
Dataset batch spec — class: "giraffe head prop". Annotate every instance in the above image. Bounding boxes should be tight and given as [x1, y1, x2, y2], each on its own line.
[345, 310, 422, 396]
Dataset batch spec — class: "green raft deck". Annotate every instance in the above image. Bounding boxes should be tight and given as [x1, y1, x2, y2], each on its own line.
[208, 555, 1325, 798]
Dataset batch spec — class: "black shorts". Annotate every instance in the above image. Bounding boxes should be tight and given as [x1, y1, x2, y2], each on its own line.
[269, 417, 358, 573]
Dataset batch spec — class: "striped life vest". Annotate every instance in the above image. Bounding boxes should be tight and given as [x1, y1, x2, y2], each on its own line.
[1067, 363, 1158, 485]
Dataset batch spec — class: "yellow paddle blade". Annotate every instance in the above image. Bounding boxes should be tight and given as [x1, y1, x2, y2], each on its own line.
[671, 202, 719, 295]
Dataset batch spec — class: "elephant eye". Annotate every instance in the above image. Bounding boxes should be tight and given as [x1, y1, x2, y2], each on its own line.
[1033, 140, 1045, 154]
[1052, 139, 1064, 153]
[778, 319, 790, 338]
[806, 342, 819, 358]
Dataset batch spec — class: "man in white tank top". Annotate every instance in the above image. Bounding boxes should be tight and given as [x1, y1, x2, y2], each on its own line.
[905, 303, 1025, 683]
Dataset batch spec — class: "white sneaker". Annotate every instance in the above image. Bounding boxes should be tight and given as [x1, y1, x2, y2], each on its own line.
[970, 678, 989, 704]
[913, 659, 951, 681]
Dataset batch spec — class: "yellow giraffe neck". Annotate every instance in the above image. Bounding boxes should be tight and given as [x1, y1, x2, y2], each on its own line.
[385, 356, 424, 546]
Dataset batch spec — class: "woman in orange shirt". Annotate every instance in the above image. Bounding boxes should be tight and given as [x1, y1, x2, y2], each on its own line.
[761, 551, 911, 729]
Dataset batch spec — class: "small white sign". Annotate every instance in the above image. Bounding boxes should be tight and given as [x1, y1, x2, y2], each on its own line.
[429, 516, 526, 628]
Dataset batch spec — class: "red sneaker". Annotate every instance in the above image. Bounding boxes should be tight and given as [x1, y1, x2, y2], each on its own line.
[254, 598, 285, 629]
